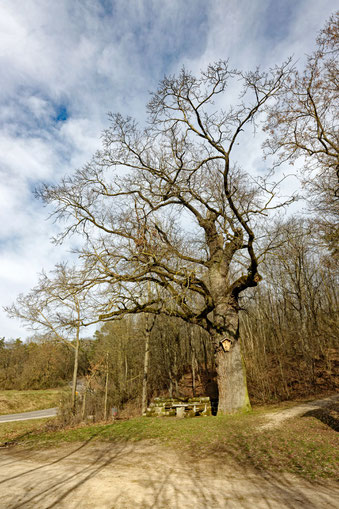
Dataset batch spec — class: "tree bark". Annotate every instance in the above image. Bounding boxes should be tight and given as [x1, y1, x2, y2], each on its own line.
[210, 294, 251, 414]
[141, 326, 150, 415]
[142, 313, 155, 415]
[81, 390, 86, 420]
[215, 337, 251, 414]
[104, 352, 109, 420]
[190, 329, 196, 396]
[71, 327, 80, 415]
[206, 248, 252, 414]
[168, 378, 173, 398]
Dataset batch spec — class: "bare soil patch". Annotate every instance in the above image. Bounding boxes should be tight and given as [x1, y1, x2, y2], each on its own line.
[0, 441, 338, 509]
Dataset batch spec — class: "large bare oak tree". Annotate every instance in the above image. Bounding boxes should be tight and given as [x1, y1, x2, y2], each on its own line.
[39, 61, 293, 414]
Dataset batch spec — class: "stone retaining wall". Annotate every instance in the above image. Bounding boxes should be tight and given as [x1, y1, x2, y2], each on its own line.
[145, 397, 212, 417]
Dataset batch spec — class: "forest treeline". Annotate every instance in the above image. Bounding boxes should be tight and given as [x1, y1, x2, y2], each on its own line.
[2, 219, 337, 414]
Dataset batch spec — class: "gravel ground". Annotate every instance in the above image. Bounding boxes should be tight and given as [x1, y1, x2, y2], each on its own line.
[0, 440, 338, 508]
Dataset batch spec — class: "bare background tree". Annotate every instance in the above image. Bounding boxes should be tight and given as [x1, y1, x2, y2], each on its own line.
[241, 218, 338, 402]
[5, 265, 92, 413]
[265, 11, 339, 256]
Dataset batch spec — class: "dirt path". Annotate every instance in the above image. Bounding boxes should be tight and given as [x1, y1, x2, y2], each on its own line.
[260, 394, 339, 430]
[0, 440, 338, 509]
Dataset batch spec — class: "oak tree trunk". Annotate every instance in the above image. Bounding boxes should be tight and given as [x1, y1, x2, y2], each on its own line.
[210, 293, 251, 414]
[215, 337, 251, 414]
[71, 331, 80, 415]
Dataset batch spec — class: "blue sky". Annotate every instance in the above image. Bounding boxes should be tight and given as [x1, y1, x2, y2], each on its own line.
[0, 0, 337, 339]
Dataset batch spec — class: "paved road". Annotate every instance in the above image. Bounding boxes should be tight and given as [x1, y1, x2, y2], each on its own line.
[0, 408, 58, 423]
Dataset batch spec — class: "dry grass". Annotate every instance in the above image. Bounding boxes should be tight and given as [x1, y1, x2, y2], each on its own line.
[0, 389, 64, 415]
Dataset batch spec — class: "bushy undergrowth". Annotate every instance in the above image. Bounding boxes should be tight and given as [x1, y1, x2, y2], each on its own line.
[56, 389, 114, 427]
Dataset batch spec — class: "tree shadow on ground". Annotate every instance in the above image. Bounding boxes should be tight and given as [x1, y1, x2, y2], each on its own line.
[302, 400, 339, 432]
[0, 438, 337, 509]
[0, 438, 131, 508]
[107, 444, 338, 509]
[0, 430, 38, 449]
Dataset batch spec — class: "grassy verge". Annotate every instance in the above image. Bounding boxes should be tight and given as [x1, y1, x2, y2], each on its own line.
[0, 389, 64, 415]
[1, 404, 337, 480]
[0, 418, 55, 446]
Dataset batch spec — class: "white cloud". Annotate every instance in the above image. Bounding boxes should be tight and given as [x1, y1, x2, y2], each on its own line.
[0, 0, 337, 338]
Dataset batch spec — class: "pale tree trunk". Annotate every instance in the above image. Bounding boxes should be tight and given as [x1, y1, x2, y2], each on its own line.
[215, 338, 251, 414]
[71, 323, 80, 415]
[81, 386, 87, 420]
[104, 352, 109, 420]
[141, 324, 151, 415]
[173, 348, 179, 398]
[141, 313, 156, 415]
[202, 330, 209, 373]
[168, 378, 173, 398]
[190, 329, 196, 396]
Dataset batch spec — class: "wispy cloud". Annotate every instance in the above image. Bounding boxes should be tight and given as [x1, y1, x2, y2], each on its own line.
[0, 0, 336, 338]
